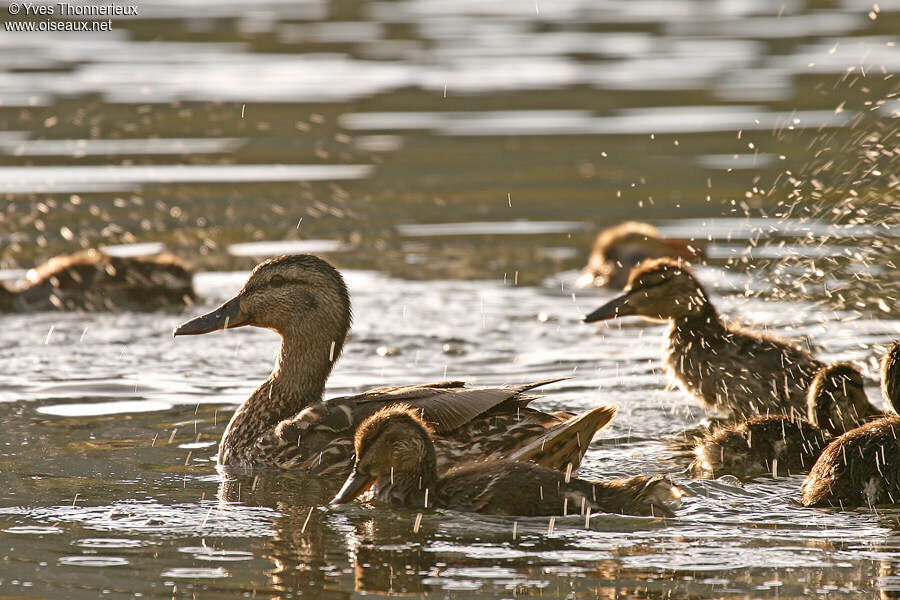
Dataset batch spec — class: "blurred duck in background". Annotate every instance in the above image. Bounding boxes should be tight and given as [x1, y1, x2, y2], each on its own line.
[332, 404, 684, 517]
[577, 221, 704, 289]
[801, 341, 900, 508]
[583, 258, 824, 420]
[0, 248, 195, 312]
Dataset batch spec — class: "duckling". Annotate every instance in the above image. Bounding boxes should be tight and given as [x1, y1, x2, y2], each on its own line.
[583, 258, 823, 419]
[1, 249, 195, 312]
[577, 222, 704, 289]
[689, 363, 876, 478]
[174, 254, 618, 476]
[331, 404, 685, 517]
[801, 341, 900, 508]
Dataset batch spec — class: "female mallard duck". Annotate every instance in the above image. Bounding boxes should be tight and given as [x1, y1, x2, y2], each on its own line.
[174, 254, 618, 476]
[0, 248, 195, 312]
[690, 363, 879, 478]
[576, 222, 704, 289]
[331, 404, 684, 517]
[801, 341, 900, 508]
[583, 258, 823, 419]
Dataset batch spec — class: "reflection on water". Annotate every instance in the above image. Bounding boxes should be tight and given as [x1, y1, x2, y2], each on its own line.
[0, 0, 898, 596]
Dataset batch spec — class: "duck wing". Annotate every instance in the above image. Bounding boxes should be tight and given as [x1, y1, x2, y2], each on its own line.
[266, 378, 567, 474]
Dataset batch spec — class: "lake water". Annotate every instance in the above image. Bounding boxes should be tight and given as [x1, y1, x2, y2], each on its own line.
[0, 0, 898, 597]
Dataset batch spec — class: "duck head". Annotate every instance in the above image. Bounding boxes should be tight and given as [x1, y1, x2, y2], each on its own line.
[583, 258, 712, 323]
[579, 222, 703, 289]
[174, 254, 351, 346]
[806, 363, 877, 434]
[883, 340, 900, 414]
[331, 405, 438, 507]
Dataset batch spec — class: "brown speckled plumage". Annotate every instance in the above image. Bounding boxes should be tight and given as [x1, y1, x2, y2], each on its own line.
[690, 362, 878, 479]
[801, 341, 900, 508]
[332, 405, 684, 517]
[1, 249, 195, 312]
[578, 222, 704, 289]
[584, 258, 824, 419]
[175, 254, 617, 477]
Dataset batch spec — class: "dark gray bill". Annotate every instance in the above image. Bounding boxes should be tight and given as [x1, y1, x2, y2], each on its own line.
[583, 293, 637, 323]
[173, 296, 250, 336]
[330, 467, 374, 505]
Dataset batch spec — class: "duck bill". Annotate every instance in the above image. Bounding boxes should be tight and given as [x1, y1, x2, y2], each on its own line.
[583, 293, 637, 323]
[173, 296, 250, 336]
[330, 468, 374, 505]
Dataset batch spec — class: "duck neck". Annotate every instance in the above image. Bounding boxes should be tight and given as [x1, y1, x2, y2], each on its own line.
[670, 302, 722, 336]
[219, 327, 345, 462]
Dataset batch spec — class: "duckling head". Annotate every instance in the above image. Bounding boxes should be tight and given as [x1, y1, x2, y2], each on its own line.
[174, 254, 351, 345]
[883, 340, 900, 414]
[583, 257, 712, 323]
[807, 363, 876, 434]
[331, 405, 438, 506]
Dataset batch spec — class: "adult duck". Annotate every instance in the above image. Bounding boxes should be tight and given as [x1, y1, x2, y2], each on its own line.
[174, 254, 617, 476]
[331, 404, 684, 517]
[576, 222, 704, 290]
[690, 362, 880, 478]
[583, 258, 823, 419]
[0, 248, 195, 312]
[801, 341, 900, 508]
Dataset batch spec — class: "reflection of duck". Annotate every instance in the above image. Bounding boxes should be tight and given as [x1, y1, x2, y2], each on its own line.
[801, 341, 900, 508]
[577, 222, 703, 289]
[584, 258, 823, 419]
[332, 405, 684, 517]
[690, 363, 878, 478]
[0, 248, 195, 312]
[175, 254, 617, 476]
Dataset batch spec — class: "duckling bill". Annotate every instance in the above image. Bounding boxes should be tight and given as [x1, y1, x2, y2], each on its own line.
[332, 405, 684, 517]
[175, 254, 618, 476]
[584, 258, 824, 419]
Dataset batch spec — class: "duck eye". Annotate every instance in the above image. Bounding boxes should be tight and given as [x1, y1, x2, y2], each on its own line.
[269, 275, 286, 287]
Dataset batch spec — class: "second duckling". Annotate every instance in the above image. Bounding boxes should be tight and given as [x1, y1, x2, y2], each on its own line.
[584, 258, 824, 420]
[332, 405, 685, 518]
[690, 363, 877, 478]
[801, 341, 900, 508]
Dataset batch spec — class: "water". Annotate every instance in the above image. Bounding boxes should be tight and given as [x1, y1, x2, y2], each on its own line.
[0, 0, 899, 596]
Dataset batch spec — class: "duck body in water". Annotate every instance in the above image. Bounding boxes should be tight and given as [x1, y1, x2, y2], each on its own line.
[0, 249, 195, 312]
[175, 254, 617, 477]
[689, 363, 879, 478]
[801, 341, 900, 508]
[332, 405, 684, 517]
[577, 221, 704, 289]
[583, 258, 824, 420]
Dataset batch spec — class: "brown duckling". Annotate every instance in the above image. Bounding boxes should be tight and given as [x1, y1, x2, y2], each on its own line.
[801, 341, 900, 508]
[690, 363, 877, 478]
[1, 248, 195, 312]
[331, 404, 685, 517]
[577, 221, 704, 289]
[174, 254, 618, 476]
[583, 258, 823, 419]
